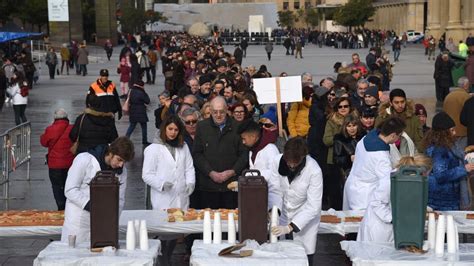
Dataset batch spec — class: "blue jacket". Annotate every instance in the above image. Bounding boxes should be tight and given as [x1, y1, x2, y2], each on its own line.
[426, 145, 467, 210]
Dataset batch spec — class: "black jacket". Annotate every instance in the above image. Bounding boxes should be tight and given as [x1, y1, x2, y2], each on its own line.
[192, 117, 248, 192]
[461, 97, 474, 145]
[434, 56, 454, 88]
[333, 133, 363, 172]
[307, 94, 329, 165]
[366, 53, 377, 71]
[129, 86, 150, 123]
[69, 108, 118, 154]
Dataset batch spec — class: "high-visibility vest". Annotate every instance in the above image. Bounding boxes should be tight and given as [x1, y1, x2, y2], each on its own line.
[90, 81, 115, 97]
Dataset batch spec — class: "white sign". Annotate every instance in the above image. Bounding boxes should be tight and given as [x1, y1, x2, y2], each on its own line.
[253, 76, 303, 104]
[48, 0, 69, 22]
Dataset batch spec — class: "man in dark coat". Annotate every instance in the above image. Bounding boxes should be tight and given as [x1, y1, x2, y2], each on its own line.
[86, 69, 122, 119]
[125, 80, 151, 145]
[240, 38, 248, 58]
[193, 96, 248, 209]
[434, 52, 454, 102]
[461, 95, 474, 145]
[365, 48, 377, 72]
[283, 36, 291, 55]
[233, 45, 243, 66]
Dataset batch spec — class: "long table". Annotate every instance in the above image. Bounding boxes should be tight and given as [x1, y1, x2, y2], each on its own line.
[2, 210, 474, 238]
[341, 240, 474, 266]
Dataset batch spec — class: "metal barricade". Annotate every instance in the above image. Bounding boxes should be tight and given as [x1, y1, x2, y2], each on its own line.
[0, 122, 31, 200]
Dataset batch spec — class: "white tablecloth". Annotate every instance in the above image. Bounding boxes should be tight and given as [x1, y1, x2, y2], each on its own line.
[341, 241, 474, 266]
[190, 240, 308, 266]
[33, 240, 160, 266]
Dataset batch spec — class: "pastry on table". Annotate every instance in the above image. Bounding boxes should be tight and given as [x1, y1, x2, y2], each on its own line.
[344, 216, 363, 223]
[320, 215, 341, 224]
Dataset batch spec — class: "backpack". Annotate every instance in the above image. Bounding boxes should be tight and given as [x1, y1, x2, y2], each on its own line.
[20, 82, 29, 97]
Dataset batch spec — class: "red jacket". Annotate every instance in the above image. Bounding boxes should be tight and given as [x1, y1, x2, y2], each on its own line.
[40, 119, 74, 169]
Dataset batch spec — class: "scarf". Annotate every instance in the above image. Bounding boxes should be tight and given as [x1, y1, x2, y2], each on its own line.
[278, 157, 306, 183]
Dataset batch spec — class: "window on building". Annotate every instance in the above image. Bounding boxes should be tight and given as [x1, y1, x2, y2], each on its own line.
[294, 1, 300, 9]
[283, 1, 289, 10]
[305, 0, 311, 8]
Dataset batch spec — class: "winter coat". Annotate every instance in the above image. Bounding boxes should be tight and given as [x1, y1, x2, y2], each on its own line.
[60, 47, 70, 61]
[389, 132, 416, 168]
[6, 82, 27, 105]
[69, 108, 118, 154]
[443, 88, 470, 137]
[45, 51, 58, 66]
[343, 129, 392, 211]
[307, 94, 329, 165]
[249, 143, 281, 210]
[323, 113, 345, 164]
[375, 100, 423, 151]
[270, 155, 323, 255]
[142, 141, 195, 210]
[357, 174, 393, 242]
[61, 149, 127, 243]
[434, 57, 454, 88]
[192, 117, 248, 192]
[76, 47, 89, 65]
[40, 119, 74, 169]
[465, 55, 474, 86]
[333, 133, 363, 173]
[461, 97, 474, 145]
[426, 145, 467, 210]
[265, 43, 273, 53]
[234, 47, 243, 65]
[287, 98, 311, 138]
[366, 53, 377, 71]
[128, 86, 150, 123]
[118, 63, 131, 83]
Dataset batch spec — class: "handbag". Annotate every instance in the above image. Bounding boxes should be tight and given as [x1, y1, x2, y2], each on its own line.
[122, 90, 131, 115]
[70, 114, 86, 155]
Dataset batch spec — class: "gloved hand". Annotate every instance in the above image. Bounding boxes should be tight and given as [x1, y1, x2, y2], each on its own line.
[185, 183, 195, 196]
[163, 181, 174, 191]
[271, 225, 292, 236]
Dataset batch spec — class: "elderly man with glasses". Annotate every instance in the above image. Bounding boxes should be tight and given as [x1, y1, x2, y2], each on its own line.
[192, 96, 248, 209]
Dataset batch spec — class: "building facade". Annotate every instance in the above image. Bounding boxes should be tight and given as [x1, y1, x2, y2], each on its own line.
[426, 0, 474, 42]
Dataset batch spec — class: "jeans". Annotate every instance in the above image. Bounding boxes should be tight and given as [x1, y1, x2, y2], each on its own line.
[267, 52, 271, 60]
[47, 63, 56, 79]
[13, 104, 27, 125]
[61, 60, 69, 74]
[48, 168, 68, 210]
[126, 122, 148, 144]
[149, 65, 156, 84]
[79, 65, 87, 76]
[393, 49, 400, 61]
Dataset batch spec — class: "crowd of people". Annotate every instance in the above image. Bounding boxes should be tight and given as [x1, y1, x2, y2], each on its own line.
[2, 29, 474, 265]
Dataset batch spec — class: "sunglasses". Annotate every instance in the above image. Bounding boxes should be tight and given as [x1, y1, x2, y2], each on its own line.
[338, 105, 350, 109]
[329, 93, 336, 96]
[184, 120, 198, 125]
[259, 122, 274, 128]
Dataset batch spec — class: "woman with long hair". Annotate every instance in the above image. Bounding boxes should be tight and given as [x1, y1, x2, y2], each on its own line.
[323, 97, 358, 210]
[333, 114, 365, 178]
[142, 115, 195, 266]
[422, 112, 474, 210]
[6, 71, 28, 125]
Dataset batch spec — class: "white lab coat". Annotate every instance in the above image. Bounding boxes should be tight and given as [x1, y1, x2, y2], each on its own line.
[142, 143, 195, 210]
[270, 155, 323, 255]
[357, 175, 393, 242]
[343, 138, 392, 211]
[249, 143, 281, 210]
[61, 153, 128, 243]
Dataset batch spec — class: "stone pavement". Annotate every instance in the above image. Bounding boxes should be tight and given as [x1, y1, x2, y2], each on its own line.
[0, 43, 444, 265]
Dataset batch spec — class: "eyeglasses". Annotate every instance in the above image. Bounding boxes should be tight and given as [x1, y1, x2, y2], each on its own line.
[211, 110, 226, 115]
[184, 120, 198, 125]
[259, 122, 274, 128]
[338, 105, 350, 109]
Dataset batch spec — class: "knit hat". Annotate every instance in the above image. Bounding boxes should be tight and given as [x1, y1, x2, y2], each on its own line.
[415, 103, 427, 117]
[54, 108, 68, 119]
[99, 69, 109, 77]
[432, 111, 455, 130]
[216, 59, 227, 68]
[199, 75, 212, 86]
[261, 106, 277, 124]
[365, 86, 379, 99]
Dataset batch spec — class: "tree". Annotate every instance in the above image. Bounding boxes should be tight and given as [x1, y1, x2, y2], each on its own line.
[17, 0, 48, 32]
[333, 0, 375, 31]
[303, 8, 319, 28]
[0, 0, 19, 25]
[120, 6, 166, 34]
[277, 10, 295, 29]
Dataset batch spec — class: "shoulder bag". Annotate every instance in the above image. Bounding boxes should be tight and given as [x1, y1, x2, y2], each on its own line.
[70, 114, 86, 155]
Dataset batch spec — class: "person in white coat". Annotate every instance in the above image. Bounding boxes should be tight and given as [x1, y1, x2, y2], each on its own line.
[61, 137, 135, 243]
[358, 154, 432, 242]
[142, 115, 195, 266]
[237, 120, 280, 209]
[269, 137, 323, 265]
[343, 117, 406, 211]
[6, 70, 28, 125]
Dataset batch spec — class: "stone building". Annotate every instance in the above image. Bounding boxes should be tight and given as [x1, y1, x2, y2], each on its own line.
[426, 0, 474, 42]
[365, 0, 427, 35]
